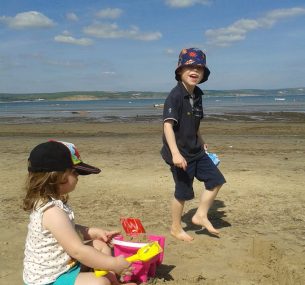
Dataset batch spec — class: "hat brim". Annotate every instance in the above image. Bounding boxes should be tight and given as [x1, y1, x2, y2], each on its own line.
[175, 66, 210, 84]
[73, 162, 101, 175]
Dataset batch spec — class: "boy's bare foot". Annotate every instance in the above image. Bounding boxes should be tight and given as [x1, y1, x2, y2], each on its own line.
[192, 215, 220, 236]
[170, 227, 194, 241]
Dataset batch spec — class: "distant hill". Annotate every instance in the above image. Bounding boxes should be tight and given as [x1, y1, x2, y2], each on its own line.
[0, 88, 304, 102]
[0, 91, 167, 102]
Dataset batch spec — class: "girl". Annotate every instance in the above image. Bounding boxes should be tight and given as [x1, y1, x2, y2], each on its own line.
[23, 140, 136, 285]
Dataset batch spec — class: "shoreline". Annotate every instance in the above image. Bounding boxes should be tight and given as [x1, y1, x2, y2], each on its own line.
[1, 111, 305, 125]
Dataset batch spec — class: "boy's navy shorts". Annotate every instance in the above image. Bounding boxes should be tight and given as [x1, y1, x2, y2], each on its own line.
[170, 152, 226, 201]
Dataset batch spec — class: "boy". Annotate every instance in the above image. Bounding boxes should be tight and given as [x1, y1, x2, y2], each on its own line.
[161, 48, 226, 241]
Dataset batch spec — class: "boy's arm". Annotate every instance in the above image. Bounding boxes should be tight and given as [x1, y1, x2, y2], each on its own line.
[164, 120, 187, 170]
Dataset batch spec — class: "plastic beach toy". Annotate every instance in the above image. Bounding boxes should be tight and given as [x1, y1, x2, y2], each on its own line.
[120, 217, 146, 236]
[94, 241, 163, 277]
[112, 234, 165, 283]
[207, 152, 220, 166]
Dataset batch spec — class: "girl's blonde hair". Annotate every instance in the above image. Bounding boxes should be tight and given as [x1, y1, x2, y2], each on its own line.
[23, 170, 70, 211]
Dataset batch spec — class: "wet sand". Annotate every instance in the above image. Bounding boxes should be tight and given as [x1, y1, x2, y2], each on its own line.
[0, 112, 305, 284]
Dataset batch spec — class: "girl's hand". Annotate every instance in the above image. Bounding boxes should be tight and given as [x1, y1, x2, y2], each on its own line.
[113, 255, 132, 275]
[92, 228, 120, 243]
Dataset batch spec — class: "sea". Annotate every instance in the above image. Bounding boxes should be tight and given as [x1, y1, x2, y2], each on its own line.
[1, 93, 305, 123]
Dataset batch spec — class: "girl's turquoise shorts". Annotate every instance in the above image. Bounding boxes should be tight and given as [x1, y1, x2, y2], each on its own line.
[25, 263, 81, 285]
[51, 264, 81, 285]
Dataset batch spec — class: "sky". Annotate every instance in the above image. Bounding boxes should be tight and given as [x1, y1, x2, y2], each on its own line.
[1, 0, 305, 93]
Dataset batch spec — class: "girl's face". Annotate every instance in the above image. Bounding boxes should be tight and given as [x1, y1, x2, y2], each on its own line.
[179, 65, 204, 90]
[58, 169, 79, 195]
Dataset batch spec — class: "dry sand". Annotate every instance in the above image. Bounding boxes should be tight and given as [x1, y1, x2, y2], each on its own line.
[0, 113, 305, 284]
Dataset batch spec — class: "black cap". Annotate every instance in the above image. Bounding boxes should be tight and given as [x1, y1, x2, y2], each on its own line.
[28, 140, 101, 175]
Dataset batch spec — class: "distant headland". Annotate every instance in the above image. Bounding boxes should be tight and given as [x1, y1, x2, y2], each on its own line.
[0, 88, 304, 102]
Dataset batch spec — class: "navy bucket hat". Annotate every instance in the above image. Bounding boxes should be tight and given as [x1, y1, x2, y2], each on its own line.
[175, 48, 210, 84]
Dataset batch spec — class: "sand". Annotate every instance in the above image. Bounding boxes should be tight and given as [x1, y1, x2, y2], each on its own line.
[0, 113, 305, 284]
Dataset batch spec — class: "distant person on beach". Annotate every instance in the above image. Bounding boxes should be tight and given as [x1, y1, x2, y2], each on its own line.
[161, 48, 226, 241]
[22, 140, 135, 285]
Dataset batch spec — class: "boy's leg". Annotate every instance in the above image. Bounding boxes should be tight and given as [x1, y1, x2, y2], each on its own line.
[192, 185, 222, 235]
[192, 154, 226, 235]
[170, 164, 196, 241]
[171, 198, 194, 241]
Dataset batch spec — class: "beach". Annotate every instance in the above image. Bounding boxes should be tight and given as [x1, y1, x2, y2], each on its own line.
[0, 112, 305, 284]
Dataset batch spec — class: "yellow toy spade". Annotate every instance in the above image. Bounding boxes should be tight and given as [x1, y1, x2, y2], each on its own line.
[94, 241, 163, 277]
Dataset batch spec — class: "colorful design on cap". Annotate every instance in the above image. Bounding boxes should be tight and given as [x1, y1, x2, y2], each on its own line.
[58, 141, 82, 165]
[189, 51, 197, 57]
[177, 48, 206, 69]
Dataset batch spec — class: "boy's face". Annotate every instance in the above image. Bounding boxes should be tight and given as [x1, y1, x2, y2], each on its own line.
[179, 65, 204, 88]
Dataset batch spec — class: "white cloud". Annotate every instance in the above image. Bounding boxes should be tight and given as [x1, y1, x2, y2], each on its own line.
[66, 12, 78, 21]
[260, 7, 305, 27]
[102, 71, 116, 75]
[54, 34, 93, 46]
[0, 11, 55, 29]
[205, 7, 305, 47]
[96, 8, 123, 19]
[83, 23, 162, 41]
[165, 0, 210, 8]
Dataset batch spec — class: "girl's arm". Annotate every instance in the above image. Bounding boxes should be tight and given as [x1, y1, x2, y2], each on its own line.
[164, 120, 187, 170]
[43, 206, 129, 274]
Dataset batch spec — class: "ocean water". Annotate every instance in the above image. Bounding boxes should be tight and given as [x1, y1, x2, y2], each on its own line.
[1, 94, 305, 123]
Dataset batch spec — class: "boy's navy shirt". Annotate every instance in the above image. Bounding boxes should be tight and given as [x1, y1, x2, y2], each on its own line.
[161, 81, 205, 165]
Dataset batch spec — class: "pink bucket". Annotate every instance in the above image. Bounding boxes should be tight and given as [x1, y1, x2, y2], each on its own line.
[113, 234, 165, 283]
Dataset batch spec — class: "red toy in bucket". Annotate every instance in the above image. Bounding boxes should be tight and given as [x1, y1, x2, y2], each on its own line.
[120, 217, 146, 236]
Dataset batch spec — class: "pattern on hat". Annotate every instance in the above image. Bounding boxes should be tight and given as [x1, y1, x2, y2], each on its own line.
[175, 47, 210, 83]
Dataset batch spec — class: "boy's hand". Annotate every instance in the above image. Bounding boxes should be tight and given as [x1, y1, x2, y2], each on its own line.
[203, 143, 208, 151]
[172, 153, 187, 170]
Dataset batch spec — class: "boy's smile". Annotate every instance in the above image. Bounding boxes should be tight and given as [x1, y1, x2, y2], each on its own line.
[179, 66, 204, 92]
[189, 72, 200, 81]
